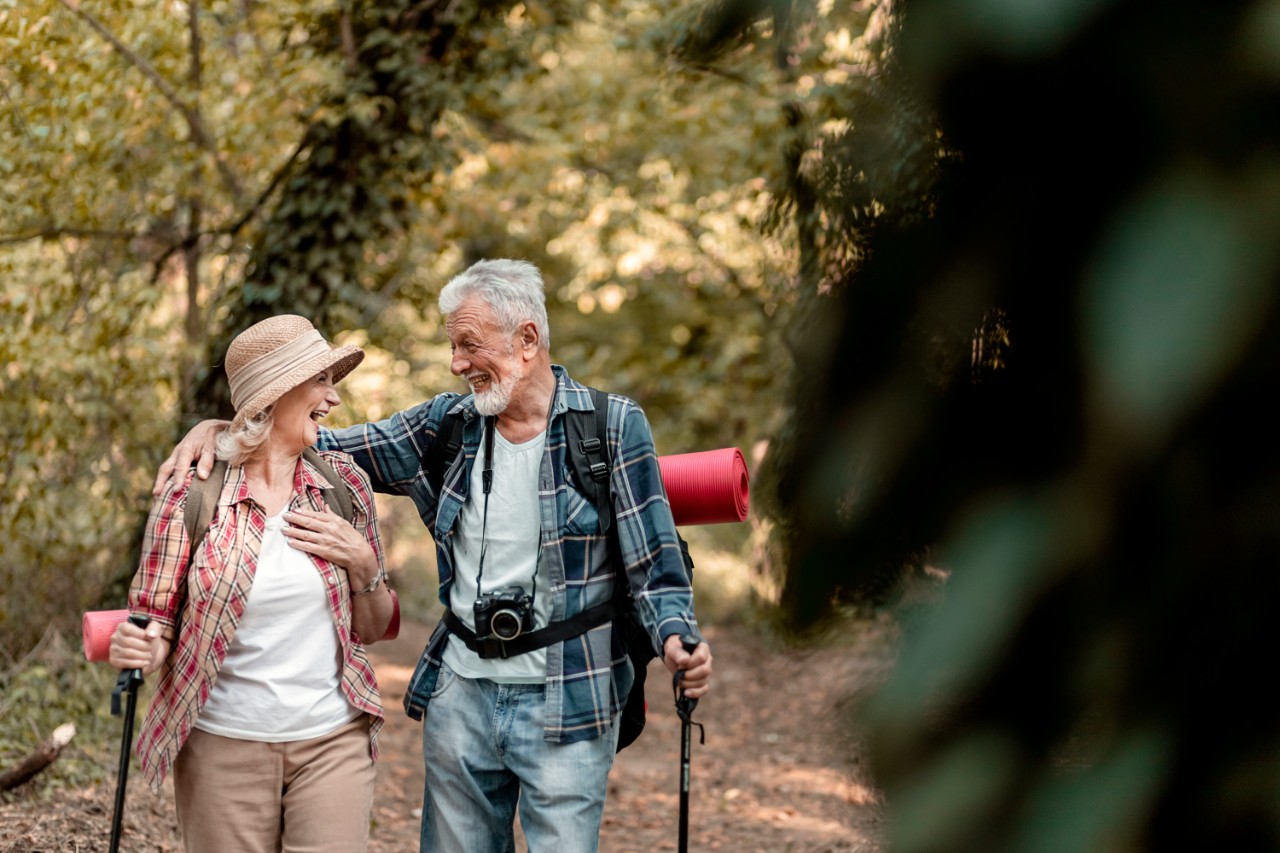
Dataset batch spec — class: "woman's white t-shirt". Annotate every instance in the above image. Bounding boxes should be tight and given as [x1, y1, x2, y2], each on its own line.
[195, 509, 357, 740]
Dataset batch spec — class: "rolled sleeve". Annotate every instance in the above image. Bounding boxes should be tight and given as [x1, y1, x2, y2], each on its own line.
[611, 401, 701, 653]
[128, 473, 195, 641]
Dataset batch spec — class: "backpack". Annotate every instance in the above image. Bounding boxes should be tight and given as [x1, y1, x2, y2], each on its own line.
[184, 446, 355, 555]
[424, 388, 694, 752]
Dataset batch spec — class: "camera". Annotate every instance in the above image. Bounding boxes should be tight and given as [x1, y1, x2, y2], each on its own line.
[473, 587, 535, 641]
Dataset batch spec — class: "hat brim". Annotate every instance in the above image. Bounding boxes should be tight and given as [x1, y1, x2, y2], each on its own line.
[229, 345, 365, 431]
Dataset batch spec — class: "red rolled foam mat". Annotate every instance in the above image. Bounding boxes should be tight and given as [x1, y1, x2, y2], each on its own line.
[659, 447, 750, 527]
[83, 609, 129, 662]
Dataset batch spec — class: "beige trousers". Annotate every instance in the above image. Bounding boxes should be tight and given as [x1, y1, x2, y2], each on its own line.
[172, 717, 374, 853]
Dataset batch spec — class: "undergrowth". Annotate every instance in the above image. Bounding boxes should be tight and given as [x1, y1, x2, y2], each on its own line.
[0, 627, 130, 802]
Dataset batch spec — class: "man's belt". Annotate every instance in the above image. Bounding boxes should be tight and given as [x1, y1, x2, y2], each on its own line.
[442, 600, 617, 660]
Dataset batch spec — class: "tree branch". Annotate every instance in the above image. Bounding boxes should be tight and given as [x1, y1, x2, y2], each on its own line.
[0, 227, 141, 246]
[221, 135, 310, 238]
[0, 724, 76, 792]
[57, 0, 245, 203]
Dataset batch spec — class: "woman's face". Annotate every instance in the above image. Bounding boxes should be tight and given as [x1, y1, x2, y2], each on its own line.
[272, 369, 340, 452]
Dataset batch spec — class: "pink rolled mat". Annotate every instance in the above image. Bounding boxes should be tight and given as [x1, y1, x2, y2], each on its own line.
[82, 609, 129, 662]
[659, 447, 751, 527]
[83, 590, 402, 661]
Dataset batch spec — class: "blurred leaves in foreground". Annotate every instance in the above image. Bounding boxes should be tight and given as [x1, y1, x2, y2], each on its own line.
[773, 0, 1280, 850]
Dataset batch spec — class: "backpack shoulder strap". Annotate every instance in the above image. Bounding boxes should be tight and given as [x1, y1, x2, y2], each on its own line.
[302, 446, 355, 522]
[564, 387, 613, 533]
[424, 408, 466, 494]
[184, 460, 228, 563]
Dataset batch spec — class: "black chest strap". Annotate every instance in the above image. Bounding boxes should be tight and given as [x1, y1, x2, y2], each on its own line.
[442, 600, 616, 660]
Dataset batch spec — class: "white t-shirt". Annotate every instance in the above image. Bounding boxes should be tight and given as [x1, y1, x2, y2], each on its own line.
[196, 509, 357, 740]
[443, 427, 551, 683]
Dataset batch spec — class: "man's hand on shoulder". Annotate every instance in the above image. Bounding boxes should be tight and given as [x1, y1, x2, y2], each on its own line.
[152, 419, 231, 495]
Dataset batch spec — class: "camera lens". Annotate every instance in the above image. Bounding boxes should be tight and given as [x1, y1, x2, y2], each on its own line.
[490, 609, 523, 640]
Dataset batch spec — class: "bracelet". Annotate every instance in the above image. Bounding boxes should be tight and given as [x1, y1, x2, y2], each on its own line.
[352, 570, 385, 597]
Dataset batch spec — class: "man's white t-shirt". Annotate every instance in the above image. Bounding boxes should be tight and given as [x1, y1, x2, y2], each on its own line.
[443, 427, 551, 683]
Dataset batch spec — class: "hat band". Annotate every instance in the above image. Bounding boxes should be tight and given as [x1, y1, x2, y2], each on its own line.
[229, 329, 330, 412]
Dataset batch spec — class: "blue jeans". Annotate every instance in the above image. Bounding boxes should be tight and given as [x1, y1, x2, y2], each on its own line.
[420, 662, 620, 853]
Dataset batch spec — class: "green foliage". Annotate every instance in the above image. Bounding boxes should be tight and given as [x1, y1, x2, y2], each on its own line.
[460, 0, 793, 454]
[0, 0, 357, 656]
[0, 242, 173, 654]
[649, 0, 946, 599]
[186, 1, 586, 421]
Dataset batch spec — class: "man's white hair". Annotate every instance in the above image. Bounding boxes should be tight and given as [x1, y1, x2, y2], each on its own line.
[438, 259, 551, 350]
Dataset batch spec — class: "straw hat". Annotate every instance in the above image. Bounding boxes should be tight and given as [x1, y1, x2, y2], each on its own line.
[225, 315, 364, 429]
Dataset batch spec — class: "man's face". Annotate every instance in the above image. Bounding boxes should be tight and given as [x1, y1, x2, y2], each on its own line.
[446, 295, 524, 416]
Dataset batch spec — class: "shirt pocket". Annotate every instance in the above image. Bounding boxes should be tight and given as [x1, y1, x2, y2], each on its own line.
[188, 521, 232, 605]
[560, 476, 602, 536]
[188, 556, 224, 604]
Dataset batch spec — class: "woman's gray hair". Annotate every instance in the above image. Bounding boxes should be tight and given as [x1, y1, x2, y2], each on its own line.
[215, 408, 274, 467]
[438, 259, 551, 350]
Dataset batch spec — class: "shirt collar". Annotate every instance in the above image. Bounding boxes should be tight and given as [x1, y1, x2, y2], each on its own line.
[298, 453, 333, 496]
[551, 365, 596, 416]
[218, 455, 330, 508]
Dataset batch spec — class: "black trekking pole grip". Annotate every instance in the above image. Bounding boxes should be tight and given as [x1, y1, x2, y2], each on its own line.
[675, 634, 700, 716]
[109, 614, 150, 853]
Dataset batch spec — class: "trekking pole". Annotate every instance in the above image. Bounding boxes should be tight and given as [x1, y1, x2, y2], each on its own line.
[674, 634, 705, 853]
[108, 614, 150, 853]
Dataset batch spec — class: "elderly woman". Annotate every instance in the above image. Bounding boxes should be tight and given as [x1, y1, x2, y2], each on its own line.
[109, 315, 394, 853]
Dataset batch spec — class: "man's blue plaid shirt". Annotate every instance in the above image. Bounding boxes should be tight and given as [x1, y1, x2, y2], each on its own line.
[319, 366, 701, 743]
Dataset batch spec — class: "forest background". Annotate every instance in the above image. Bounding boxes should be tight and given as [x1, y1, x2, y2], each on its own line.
[4, 1, 1280, 851]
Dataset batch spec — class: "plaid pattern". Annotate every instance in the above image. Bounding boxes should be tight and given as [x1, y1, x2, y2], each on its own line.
[128, 450, 385, 788]
[320, 366, 701, 744]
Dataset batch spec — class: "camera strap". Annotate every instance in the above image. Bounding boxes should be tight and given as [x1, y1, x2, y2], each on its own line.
[474, 416, 497, 596]
[473, 415, 544, 609]
[442, 600, 617, 660]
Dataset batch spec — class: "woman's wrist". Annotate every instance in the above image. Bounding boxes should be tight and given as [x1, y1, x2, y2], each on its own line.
[352, 568, 386, 596]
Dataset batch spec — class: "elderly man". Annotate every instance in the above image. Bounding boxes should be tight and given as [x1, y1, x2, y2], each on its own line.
[159, 259, 712, 852]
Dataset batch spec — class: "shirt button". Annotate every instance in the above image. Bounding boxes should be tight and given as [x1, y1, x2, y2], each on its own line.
[327, 577, 336, 586]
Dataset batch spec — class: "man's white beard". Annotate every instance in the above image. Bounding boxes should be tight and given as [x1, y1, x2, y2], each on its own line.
[472, 362, 522, 416]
